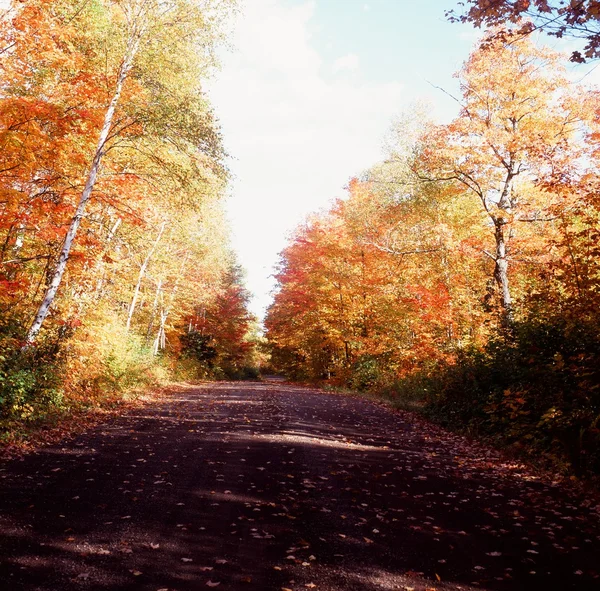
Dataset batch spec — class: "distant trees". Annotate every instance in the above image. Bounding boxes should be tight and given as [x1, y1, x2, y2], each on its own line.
[184, 265, 258, 378]
[268, 31, 598, 379]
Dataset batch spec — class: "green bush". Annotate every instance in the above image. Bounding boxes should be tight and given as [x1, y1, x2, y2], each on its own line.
[180, 331, 217, 365]
[0, 334, 67, 419]
[349, 355, 381, 391]
[423, 317, 600, 476]
[232, 365, 261, 380]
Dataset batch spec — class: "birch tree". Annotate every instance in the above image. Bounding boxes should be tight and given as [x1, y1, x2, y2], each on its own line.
[25, 0, 234, 344]
[125, 220, 165, 331]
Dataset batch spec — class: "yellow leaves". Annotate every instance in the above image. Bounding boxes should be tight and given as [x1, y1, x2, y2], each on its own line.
[266, 31, 600, 385]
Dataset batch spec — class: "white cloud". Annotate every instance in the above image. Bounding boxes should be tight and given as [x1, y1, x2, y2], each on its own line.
[332, 53, 360, 74]
[208, 0, 404, 318]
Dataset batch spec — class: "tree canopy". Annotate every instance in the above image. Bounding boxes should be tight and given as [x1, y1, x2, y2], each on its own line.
[449, 0, 600, 62]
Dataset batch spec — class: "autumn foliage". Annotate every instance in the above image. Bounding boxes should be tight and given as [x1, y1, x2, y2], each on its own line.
[0, 0, 256, 428]
[448, 0, 600, 62]
[266, 32, 600, 477]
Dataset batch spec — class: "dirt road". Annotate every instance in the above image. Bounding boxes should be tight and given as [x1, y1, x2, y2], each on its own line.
[0, 381, 599, 591]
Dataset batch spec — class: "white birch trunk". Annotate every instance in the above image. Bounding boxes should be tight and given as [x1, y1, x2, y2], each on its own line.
[152, 253, 188, 354]
[146, 278, 162, 343]
[125, 221, 166, 332]
[94, 217, 122, 298]
[25, 31, 142, 345]
[153, 309, 168, 355]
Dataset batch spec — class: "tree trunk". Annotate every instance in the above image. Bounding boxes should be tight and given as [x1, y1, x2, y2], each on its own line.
[125, 221, 166, 332]
[494, 220, 513, 326]
[94, 217, 122, 299]
[25, 32, 141, 345]
[153, 309, 168, 355]
[146, 278, 162, 344]
[151, 253, 188, 354]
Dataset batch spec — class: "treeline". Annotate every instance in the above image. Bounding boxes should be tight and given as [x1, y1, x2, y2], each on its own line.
[0, 0, 257, 429]
[266, 32, 600, 477]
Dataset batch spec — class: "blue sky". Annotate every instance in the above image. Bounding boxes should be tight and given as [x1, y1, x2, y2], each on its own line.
[207, 0, 595, 320]
[307, 0, 475, 88]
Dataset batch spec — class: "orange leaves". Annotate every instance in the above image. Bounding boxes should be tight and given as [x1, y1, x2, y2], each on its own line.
[266, 176, 467, 380]
[0, 0, 236, 359]
[190, 264, 256, 372]
[0, 2, 108, 308]
[266, 34, 600, 386]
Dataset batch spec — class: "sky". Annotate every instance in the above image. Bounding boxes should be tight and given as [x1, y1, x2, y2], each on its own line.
[207, 0, 481, 320]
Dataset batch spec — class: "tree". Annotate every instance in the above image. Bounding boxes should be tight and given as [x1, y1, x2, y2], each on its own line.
[24, 0, 234, 344]
[0, 0, 248, 419]
[419, 32, 595, 325]
[190, 264, 256, 375]
[448, 0, 600, 62]
[265, 176, 477, 383]
[0, 0, 105, 312]
[266, 32, 599, 389]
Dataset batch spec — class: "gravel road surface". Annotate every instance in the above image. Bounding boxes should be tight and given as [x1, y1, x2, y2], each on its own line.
[1, 381, 599, 590]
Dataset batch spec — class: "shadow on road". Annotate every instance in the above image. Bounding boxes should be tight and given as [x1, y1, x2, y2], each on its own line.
[0, 381, 598, 591]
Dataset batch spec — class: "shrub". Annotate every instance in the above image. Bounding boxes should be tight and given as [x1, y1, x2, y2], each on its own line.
[423, 317, 600, 476]
[349, 355, 381, 391]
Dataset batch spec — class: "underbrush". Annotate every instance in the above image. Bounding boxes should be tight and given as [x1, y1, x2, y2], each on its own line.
[178, 329, 260, 381]
[0, 314, 262, 448]
[0, 313, 70, 427]
[358, 316, 600, 480]
[0, 317, 164, 446]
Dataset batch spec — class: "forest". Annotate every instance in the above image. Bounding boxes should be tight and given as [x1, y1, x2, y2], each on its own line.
[266, 31, 600, 477]
[2, 3, 600, 590]
[0, 0, 259, 440]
